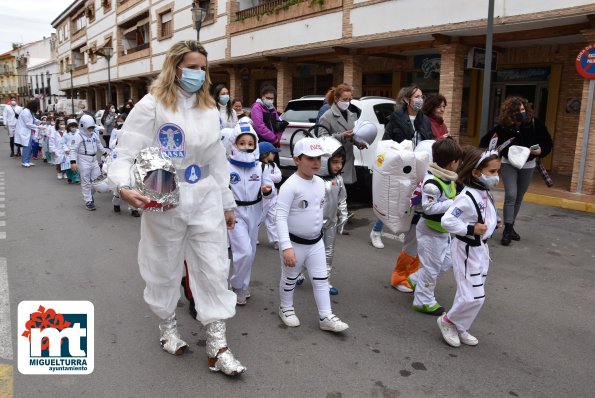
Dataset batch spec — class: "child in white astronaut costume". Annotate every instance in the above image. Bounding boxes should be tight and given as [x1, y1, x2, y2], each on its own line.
[437, 147, 500, 348]
[258, 141, 282, 249]
[227, 122, 273, 305]
[316, 136, 348, 295]
[48, 118, 70, 180]
[276, 137, 349, 333]
[408, 138, 462, 315]
[70, 114, 109, 210]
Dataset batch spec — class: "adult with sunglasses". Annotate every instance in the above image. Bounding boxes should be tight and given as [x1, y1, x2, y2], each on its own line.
[108, 40, 246, 376]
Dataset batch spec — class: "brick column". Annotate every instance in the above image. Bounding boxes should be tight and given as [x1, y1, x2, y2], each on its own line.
[342, 55, 363, 97]
[570, 30, 595, 194]
[438, 43, 467, 141]
[116, 84, 125, 108]
[129, 83, 138, 103]
[273, 61, 292, 112]
[87, 88, 96, 111]
[226, 66, 243, 102]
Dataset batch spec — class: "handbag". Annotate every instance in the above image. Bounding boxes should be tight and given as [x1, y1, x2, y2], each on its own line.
[507, 145, 530, 169]
[60, 156, 71, 171]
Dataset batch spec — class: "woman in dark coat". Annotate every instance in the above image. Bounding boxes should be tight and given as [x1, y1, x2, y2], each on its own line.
[480, 96, 553, 246]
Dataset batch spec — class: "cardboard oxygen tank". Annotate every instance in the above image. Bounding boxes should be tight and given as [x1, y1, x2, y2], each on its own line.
[372, 140, 430, 234]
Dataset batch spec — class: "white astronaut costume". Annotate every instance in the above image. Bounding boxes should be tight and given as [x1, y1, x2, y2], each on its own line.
[441, 183, 497, 333]
[316, 137, 348, 288]
[48, 127, 70, 173]
[107, 90, 244, 374]
[409, 165, 458, 313]
[70, 115, 109, 206]
[227, 123, 271, 299]
[260, 160, 282, 245]
[276, 138, 348, 332]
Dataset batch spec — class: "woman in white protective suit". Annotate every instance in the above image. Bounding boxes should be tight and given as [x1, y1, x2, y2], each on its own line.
[107, 41, 246, 376]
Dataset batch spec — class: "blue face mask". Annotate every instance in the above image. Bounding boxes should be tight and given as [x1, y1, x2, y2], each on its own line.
[219, 95, 230, 105]
[177, 67, 205, 93]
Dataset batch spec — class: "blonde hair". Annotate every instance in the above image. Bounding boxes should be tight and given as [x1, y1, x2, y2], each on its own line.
[150, 41, 215, 111]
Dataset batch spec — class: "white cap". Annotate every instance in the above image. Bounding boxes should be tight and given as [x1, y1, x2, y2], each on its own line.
[79, 114, 96, 130]
[293, 137, 329, 157]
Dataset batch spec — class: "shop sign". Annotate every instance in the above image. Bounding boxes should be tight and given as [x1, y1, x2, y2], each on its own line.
[575, 44, 595, 79]
[495, 67, 550, 83]
[466, 47, 497, 71]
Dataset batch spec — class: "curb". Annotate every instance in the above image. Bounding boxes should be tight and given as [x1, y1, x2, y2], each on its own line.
[523, 192, 595, 214]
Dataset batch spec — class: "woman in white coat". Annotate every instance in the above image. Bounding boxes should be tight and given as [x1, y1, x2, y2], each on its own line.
[107, 41, 245, 376]
[14, 99, 42, 167]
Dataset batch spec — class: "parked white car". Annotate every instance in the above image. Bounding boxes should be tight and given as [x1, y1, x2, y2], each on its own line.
[279, 96, 396, 187]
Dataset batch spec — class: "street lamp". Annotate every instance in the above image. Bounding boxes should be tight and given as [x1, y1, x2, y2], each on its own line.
[191, 3, 206, 41]
[46, 71, 51, 112]
[96, 46, 113, 104]
[67, 63, 75, 115]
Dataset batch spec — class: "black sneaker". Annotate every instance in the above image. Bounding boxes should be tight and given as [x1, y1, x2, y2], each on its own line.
[85, 201, 96, 211]
[113, 205, 121, 213]
[511, 227, 521, 241]
[131, 210, 141, 217]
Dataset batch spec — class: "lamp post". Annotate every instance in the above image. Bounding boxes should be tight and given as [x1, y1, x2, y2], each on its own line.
[46, 71, 51, 104]
[41, 73, 46, 112]
[67, 63, 75, 115]
[96, 46, 113, 104]
[191, 4, 206, 41]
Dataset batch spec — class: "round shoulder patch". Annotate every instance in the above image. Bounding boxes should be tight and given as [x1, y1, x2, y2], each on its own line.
[185, 164, 201, 184]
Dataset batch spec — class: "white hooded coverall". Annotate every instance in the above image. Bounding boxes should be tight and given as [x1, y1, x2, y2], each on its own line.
[70, 129, 107, 203]
[108, 91, 237, 324]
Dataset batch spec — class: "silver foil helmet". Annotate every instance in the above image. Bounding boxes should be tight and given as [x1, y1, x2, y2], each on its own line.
[132, 147, 180, 212]
[316, 136, 345, 178]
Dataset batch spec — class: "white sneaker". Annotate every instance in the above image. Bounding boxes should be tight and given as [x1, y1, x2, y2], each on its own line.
[458, 331, 479, 346]
[395, 284, 413, 293]
[233, 288, 247, 306]
[273, 241, 279, 250]
[57, 173, 63, 180]
[370, 231, 384, 249]
[319, 315, 349, 333]
[279, 307, 300, 327]
[28, 162, 36, 166]
[437, 314, 460, 347]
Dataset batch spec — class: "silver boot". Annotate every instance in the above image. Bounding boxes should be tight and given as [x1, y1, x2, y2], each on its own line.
[206, 320, 246, 375]
[159, 313, 188, 355]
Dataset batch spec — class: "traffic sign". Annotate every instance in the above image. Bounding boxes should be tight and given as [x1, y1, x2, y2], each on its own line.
[576, 44, 595, 79]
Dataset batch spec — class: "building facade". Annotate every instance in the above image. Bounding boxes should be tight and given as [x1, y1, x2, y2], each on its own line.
[51, 0, 595, 194]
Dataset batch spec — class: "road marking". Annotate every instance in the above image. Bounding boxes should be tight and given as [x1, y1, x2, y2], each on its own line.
[0, 213, 4, 217]
[0, 222, 4, 227]
[0, 233, 4, 240]
[0, 258, 13, 361]
[0, 364, 12, 398]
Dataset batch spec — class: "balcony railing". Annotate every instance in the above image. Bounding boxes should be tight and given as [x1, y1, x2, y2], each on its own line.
[236, 0, 307, 19]
[74, 64, 88, 71]
[122, 42, 150, 56]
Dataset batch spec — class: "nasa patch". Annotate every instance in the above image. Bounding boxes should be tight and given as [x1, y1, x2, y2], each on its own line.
[185, 164, 201, 184]
[452, 207, 463, 218]
[230, 172, 241, 184]
[157, 123, 185, 158]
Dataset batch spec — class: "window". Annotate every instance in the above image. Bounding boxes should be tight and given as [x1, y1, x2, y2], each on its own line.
[60, 60, 64, 74]
[102, 0, 111, 13]
[373, 103, 396, 125]
[72, 12, 87, 33]
[72, 45, 85, 68]
[159, 10, 173, 39]
[198, 0, 214, 21]
[86, 1, 95, 22]
[120, 13, 150, 55]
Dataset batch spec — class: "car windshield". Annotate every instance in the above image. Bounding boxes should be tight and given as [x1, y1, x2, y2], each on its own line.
[282, 100, 323, 123]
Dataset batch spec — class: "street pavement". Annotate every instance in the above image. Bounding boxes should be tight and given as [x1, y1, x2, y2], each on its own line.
[0, 141, 594, 398]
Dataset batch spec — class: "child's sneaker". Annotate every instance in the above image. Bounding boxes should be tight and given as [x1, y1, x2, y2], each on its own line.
[395, 283, 413, 293]
[57, 173, 63, 179]
[329, 286, 338, 295]
[245, 288, 251, 299]
[273, 241, 279, 250]
[233, 288, 247, 306]
[279, 307, 300, 327]
[458, 331, 479, 346]
[113, 205, 121, 213]
[319, 315, 349, 332]
[85, 201, 96, 211]
[295, 273, 305, 286]
[437, 314, 460, 347]
[131, 210, 141, 217]
[412, 303, 444, 316]
[369, 230, 384, 249]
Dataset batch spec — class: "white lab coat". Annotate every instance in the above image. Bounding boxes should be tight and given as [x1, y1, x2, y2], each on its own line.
[107, 91, 237, 324]
[14, 108, 38, 146]
[3, 104, 21, 137]
[48, 129, 70, 165]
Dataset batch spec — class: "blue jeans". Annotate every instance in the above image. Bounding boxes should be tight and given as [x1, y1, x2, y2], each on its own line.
[372, 218, 384, 232]
[21, 136, 32, 165]
[31, 141, 40, 158]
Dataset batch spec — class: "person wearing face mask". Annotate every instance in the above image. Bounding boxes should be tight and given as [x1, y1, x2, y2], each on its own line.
[250, 85, 285, 148]
[70, 114, 109, 209]
[49, 118, 71, 180]
[14, 99, 43, 167]
[226, 122, 272, 305]
[480, 96, 552, 246]
[101, 103, 118, 147]
[4, 96, 22, 158]
[64, 119, 81, 184]
[317, 83, 366, 185]
[107, 40, 246, 376]
[214, 84, 238, 129]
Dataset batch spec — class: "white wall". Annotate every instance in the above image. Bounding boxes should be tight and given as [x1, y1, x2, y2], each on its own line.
[231, 12, 343, 57]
